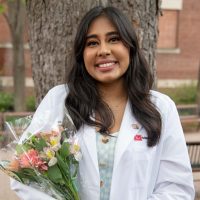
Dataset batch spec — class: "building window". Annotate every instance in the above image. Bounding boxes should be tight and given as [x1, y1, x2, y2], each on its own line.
[157, 0, 182, 53]
[157, 10, 179, 49]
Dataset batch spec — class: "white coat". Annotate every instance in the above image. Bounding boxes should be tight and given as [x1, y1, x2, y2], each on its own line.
[11, 84, 195, 200]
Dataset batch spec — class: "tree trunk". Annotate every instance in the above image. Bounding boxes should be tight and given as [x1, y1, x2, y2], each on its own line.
[7, 0, 26, 111]
[26, 0, 161, 104]
[109, 0, 161, 89]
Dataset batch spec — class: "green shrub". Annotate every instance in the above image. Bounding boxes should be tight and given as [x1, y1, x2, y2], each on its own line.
[158, 84, 197, 105]
[26, 95, 36, 111]
[0, 92, 36, 112]
[0, 92, 14, 112]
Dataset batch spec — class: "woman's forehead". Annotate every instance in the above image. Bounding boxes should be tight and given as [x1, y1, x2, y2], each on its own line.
[87, 15, 118, 35]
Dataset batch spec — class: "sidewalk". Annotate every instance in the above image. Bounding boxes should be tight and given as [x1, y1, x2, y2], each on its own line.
[185, 132, 200, 199]
[0, 173, 19, 200]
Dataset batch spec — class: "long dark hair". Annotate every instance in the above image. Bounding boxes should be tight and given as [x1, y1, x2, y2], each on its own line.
[65, 6, 162, 147]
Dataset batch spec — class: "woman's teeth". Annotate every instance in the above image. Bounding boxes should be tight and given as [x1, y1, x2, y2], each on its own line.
[98, 62, 115, 68]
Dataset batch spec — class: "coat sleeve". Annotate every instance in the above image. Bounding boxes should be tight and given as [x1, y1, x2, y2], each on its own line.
[147, 99, 195, 200]
[10, 85, 66, 200]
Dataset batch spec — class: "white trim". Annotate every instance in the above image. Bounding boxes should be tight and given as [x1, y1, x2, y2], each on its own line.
[0, 76, 34, 87]
[161, 0, 183, 10]
[157, 48, 181, 54]
[0, 43, 30, 49]
[157, 79, 197, 88]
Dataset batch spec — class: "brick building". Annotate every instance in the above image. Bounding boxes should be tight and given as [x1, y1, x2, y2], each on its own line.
[0, 0, 199, 89]
[157, 0, 200, 87]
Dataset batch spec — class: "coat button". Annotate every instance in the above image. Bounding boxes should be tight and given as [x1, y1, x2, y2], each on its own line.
[102, 136, 109, 143]
[100, 180, 104, 187]
[132, 123, 139, 129]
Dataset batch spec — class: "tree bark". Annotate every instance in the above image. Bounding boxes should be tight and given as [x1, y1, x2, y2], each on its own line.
[7, 0, 26, 111]
[26, 0, 161, 104]
[108, 0, 161, 89]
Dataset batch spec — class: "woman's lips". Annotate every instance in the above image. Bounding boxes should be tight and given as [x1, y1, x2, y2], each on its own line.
[95, 61, 118, 72]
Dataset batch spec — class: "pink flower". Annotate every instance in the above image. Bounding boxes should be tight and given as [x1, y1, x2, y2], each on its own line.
[20, 149, 48, 171]
[8, 159, 20, 172]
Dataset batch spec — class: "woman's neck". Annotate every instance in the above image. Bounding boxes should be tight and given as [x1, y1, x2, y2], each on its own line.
[97, 79, 128, 133]
[97, 80, 128, 106]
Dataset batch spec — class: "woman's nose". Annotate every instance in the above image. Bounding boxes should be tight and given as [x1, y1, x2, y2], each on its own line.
[97, 43, 111, 57]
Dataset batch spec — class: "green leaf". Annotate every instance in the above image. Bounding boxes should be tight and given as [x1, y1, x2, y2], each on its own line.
[16, 144, 31, 154]
[56, 153, 80, 200]
[11, 171, 25, 183]
[13, 168, 38, 183]
[56, 152, 70, 179]
[21, 168, 37, 177]
[34, 138, 48, 151]
[59, 142, 70, 159]
[71, 163, 79, 179]
[47, 164, 63, 184]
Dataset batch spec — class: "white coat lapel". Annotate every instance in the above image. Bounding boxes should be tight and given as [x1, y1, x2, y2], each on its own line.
[82, 124, 99, 174]
[113, 100, 142, 168]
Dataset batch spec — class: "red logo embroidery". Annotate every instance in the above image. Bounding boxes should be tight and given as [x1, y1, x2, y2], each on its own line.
[134, 134, 142, 141]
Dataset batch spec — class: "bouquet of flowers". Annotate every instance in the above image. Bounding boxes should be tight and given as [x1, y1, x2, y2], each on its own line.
[0, 113, 81, 200]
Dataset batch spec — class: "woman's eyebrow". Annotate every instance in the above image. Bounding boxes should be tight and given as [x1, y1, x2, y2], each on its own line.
[106, 31, 119, 36]
[86, 34, 97, 40]
[86, 31, 119, 39]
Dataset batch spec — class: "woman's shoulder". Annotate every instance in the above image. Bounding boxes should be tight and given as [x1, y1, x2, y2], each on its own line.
[150, 90, 173, 103]
[47, 84, 68, 97]
[41, 84, 69, 106]
[150, 90, 176, 114]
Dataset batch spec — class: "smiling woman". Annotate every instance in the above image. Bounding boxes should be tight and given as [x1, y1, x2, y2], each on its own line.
[11, 6, 195, 200]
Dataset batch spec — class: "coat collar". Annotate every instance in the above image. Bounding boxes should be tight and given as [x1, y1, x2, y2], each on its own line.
[82, 123, 99, 173]
[113, 100, 142, 169]
[81, 100, 142, 175]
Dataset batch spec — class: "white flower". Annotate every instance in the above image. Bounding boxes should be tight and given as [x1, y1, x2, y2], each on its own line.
[64, 136, 73, 144]
[74, 152, 82, 161]
[51, 143, 61, 152]
[48, 157, 57, 167]
[49, 134, 61, 151]
[63, 135, 82, 161]
[43, 147, 55, 159]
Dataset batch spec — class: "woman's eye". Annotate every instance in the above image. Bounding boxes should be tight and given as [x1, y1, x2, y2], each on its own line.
[109, 36, 120, 43]
[86, 41, 98, 47]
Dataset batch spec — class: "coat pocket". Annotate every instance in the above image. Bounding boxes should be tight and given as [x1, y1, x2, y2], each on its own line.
[129, 185, 147, 200]
[123, 143, 155, 188]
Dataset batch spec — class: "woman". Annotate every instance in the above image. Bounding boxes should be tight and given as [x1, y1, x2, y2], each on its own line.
[11, 6, 195, 200]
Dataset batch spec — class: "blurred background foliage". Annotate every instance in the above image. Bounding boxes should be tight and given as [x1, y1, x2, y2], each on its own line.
[0, 92, 35, 112]
[158, 84, 197, 105]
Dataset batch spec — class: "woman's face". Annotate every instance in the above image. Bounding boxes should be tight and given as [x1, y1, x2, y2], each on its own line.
[83, 15, 130, 85]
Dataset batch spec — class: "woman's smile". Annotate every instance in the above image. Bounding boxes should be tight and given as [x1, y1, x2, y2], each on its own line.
[95, 60, 118, 72]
